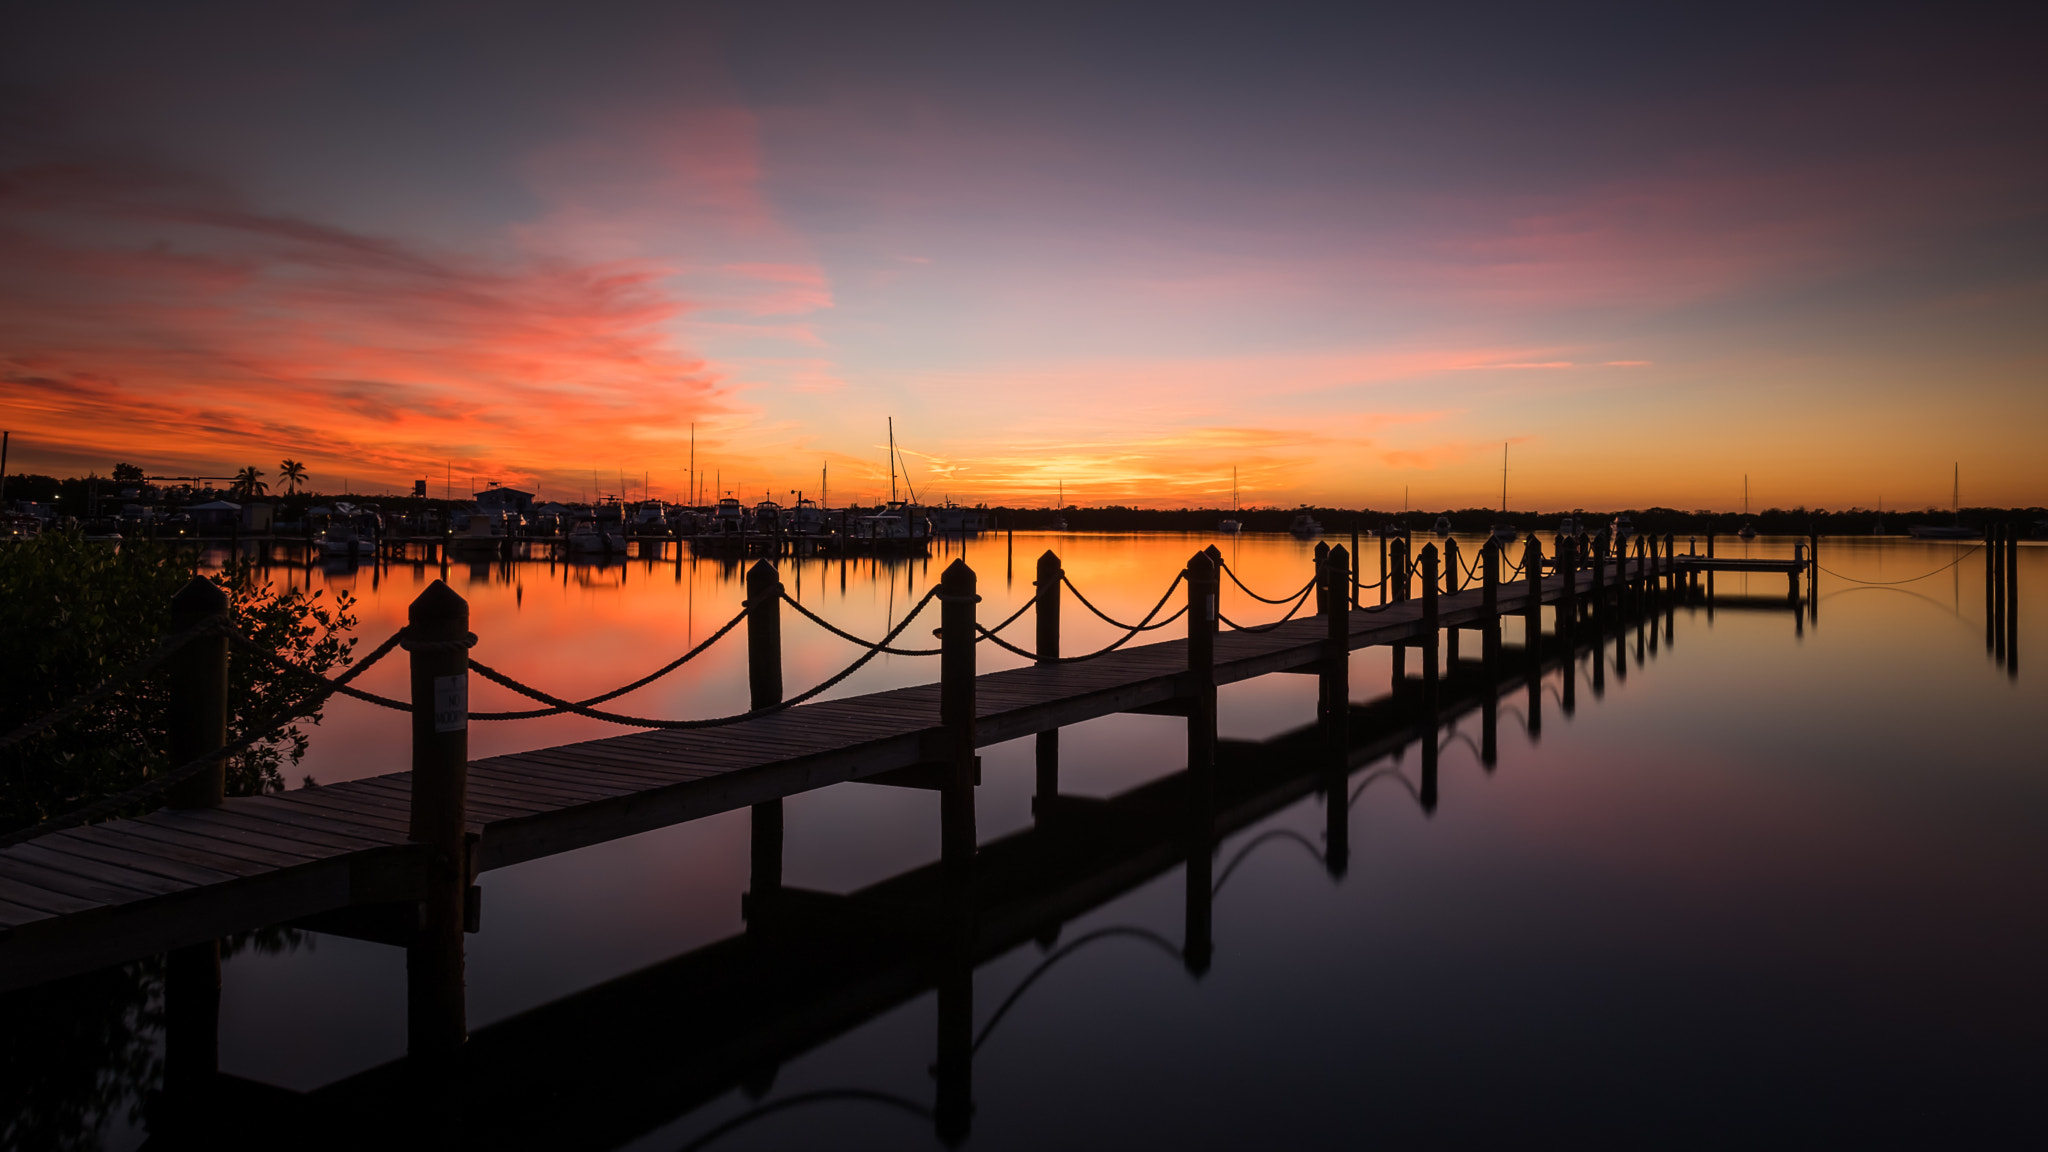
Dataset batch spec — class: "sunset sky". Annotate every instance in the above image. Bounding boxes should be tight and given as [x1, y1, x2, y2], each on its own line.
[2, 1, 2042, 511]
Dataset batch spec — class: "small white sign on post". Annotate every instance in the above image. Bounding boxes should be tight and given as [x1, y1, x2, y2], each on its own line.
[434, 673, 468, 733]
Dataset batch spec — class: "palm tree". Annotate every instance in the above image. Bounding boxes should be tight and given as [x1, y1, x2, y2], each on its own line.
[232, 466, 267, 500]
[278, 459, 307, 495]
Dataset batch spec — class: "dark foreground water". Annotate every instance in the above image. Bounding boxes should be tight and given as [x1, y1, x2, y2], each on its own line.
[7, 532, 2043, 1149]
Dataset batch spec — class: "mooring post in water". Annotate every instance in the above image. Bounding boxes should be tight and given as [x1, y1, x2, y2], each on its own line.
[406, 579, 470, 1057]
[745, 560, 785, 916]
[1034, 550, 1062, 803]
[939, 558, 979, 884]
[1419, 544, 1440, 713]
[1481, 538, 1502, 673]
[167, 577, 230, 810]
[1523, 535, 1545, 657]
[2008, 521, 2019, 677]
[1184, 550, 1219, 974]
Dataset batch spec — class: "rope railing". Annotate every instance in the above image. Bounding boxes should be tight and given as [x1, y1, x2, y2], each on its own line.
[1218, 560, 1317, 605]
[0, 629, 407, 849]
[1217, 581, 1315, 633]
[468, 587, 942, 729]
[1061, 571, 1186, 632]
[781, 592, 940, 656]
[979, 573, 1189, 663]
[0, 614, 234, 754]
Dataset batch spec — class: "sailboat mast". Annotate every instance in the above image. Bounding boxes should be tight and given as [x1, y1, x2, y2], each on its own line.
[689, 424, 694, 507]
[1501, 442, 1508, 514]
[888, 418, 898, 504]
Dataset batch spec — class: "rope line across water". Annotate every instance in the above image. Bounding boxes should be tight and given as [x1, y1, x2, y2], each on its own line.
[1817, 548, 1983, 586]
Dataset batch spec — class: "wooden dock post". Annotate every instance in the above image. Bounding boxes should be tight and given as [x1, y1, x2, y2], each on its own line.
[1481, 537, 1502, 670]
[1034, 550, 1062, 804]
[1378, 528, 1389, 605]
[1419, 544, 1440, 713]
[745, 560, 786, 915]
[1351, 523, 1362, 608]
[1313, 540, 1330, 614]
[1523, 535, 1544, 657]
[1557, 535, 1577, 635]
[1323, 545, 1351, 729]
[938, 558, 979, 882]
[167, 577, 230, 810]
[1444, 536, 1460, 597]
[1184, 549, 1219, 975]
[405, 579, 470, 1057]
[1391, 536, 1409, 602]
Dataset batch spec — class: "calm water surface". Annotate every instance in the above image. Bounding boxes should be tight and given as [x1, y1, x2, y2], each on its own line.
[17, 532, 2047, 1149]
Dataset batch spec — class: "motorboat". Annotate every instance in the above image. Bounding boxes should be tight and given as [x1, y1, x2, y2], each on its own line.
[710, 497, 747, 537]
[1288, 508, 1323, 537]
[1613, 513, 1635, 540]
[1431, 515, 1453, 537]
[753, 501, 786, 535]
[930, 502, 984, 535]
[629, 501, 671, 537]
[1737, 522, 1758, 540]
[450, 510, 511, 552]
[854, 501, 930, 548]
[1491, 523, 1520, 545]
[566, 515, 627, 554]
[790, 496, 830, 539]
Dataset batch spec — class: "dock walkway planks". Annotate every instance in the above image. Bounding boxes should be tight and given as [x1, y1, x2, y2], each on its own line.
[0, 562, 1649, 988]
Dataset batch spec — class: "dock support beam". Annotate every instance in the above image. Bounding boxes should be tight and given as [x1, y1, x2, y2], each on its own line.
[747, 560, 785, 916]
[406, 580, 470, 1058]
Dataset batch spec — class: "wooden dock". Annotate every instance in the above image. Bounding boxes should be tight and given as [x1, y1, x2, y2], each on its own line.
[0, 541, 1696, 991]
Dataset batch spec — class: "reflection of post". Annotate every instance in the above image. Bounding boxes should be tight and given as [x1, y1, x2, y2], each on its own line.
[934, 912, 974, 1146]
[162, 938, 220, 1132]
[1035, 550, 1062, 803]
[1419, 545, 1440, 715]
[1184, 551, 1219, 974]
[747, 561, 784, 918]
[407, 580, 470, 1058]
